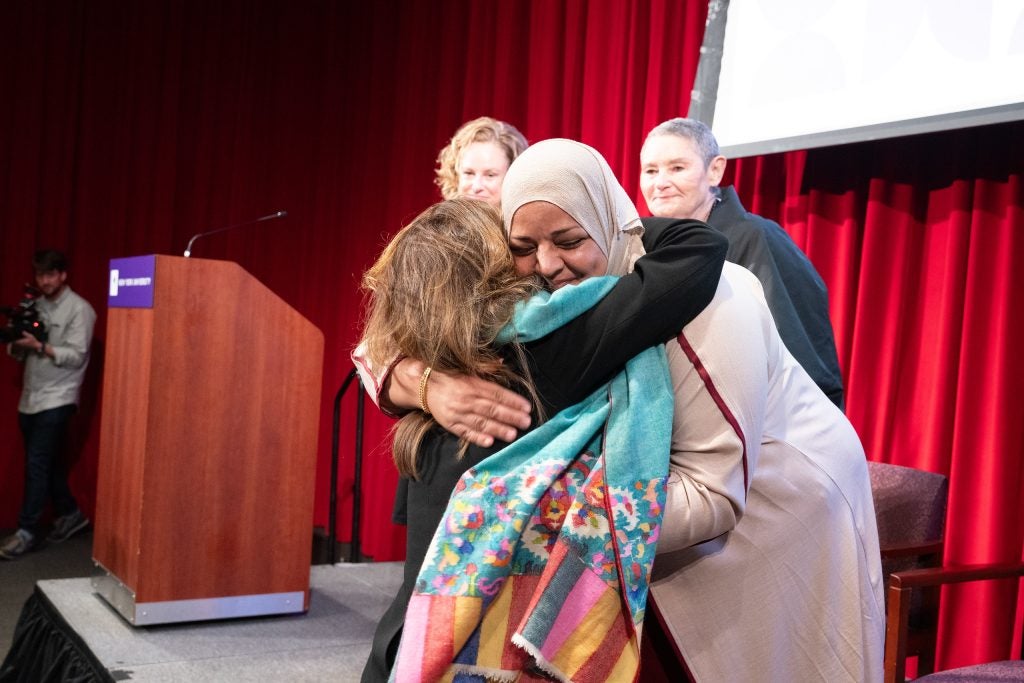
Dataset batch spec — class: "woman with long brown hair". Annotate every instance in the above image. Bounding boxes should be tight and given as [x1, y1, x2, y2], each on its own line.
[360, 199, 543, 480]
[356, 197, 726, 682]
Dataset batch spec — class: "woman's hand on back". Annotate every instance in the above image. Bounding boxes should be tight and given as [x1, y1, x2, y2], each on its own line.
[388, 358, 532, 447]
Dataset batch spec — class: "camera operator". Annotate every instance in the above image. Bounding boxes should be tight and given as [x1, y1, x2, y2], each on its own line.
[1, 249, 96, 560]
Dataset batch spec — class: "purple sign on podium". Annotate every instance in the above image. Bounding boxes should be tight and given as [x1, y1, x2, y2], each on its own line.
[109, 255, 156, 308]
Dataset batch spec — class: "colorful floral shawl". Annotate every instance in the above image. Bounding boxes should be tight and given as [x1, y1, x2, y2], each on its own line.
[391, 277, 674, 683]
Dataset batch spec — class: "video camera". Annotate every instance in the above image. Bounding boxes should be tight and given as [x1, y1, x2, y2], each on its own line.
[0, 285, 48, 344]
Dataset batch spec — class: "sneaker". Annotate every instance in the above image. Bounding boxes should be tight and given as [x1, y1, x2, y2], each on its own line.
[47, 510, 89, 543]
[0, 529, 36, 560]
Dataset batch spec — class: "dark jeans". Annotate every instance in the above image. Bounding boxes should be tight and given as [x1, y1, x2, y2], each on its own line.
[18, 404, 78, 535]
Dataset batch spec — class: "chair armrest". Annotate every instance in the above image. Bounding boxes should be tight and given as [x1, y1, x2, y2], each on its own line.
[884, 561, 1024, 683]
[890, 562, 1024, 589]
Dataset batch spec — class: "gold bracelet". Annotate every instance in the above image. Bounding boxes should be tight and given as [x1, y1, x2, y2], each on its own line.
[418, 366, 433, 415]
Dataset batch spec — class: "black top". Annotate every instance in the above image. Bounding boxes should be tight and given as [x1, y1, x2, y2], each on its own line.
[642, 186, 845, 408]
[361, 218, 727, 682]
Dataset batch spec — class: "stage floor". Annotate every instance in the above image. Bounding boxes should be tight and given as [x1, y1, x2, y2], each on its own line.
[32, 562, 403, 681]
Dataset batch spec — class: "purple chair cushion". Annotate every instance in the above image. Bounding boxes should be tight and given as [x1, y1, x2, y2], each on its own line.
[869, 460, 948, 578]
[916, 660, 1024, 681]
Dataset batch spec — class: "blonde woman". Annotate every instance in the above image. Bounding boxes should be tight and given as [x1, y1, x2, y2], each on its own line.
[434, 116, 528, 207]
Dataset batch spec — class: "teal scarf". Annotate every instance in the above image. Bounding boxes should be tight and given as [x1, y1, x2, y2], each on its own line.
[393, 277, 674, 682]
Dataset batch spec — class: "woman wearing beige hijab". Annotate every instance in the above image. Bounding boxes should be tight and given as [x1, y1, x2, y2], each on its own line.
[361, 137, 884, 681]
[500, 138, 885, 682]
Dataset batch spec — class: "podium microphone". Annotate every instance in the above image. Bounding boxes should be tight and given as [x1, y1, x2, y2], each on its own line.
[183, 210, 289, 258]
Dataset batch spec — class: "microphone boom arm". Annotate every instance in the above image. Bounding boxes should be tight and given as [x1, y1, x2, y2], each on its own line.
[183, 210, 288, 257]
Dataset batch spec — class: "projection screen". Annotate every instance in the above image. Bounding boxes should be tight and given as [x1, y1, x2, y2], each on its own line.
[692, 0, 1024, 158]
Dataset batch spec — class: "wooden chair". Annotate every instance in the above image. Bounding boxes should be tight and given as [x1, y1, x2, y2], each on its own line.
[869, 462, 1024, 682]
[886, 562, 1024, 682]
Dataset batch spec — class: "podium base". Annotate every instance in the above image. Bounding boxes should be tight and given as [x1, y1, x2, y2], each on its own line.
[92, 566, 307, 626]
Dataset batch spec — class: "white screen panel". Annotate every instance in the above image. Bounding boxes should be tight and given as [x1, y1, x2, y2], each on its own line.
[711, 0, 1024, 157]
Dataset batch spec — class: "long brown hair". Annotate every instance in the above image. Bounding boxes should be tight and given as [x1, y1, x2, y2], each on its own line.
[361, 199, 540, 477]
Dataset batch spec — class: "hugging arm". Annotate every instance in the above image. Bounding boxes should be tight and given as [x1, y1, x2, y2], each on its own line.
[384, 358, 532, 446]
[354, 219, 727, 444]
[351, 344, 534, 446]
[525, 218, 726, 409]
[658, 266, 774, 553]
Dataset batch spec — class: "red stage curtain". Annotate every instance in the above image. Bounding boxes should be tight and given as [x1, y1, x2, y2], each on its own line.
[1, 0, 1020, 671]
[0, 0, 707, 561]
[722, 128, 1024, 670]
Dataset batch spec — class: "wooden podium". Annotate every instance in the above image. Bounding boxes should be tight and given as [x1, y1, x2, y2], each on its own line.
[92, 255, 324, 625]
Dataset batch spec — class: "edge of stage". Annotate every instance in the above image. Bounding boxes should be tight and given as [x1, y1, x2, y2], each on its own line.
[1, 562, 403, 682]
